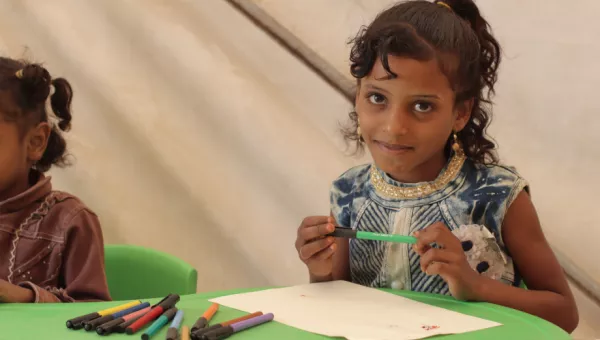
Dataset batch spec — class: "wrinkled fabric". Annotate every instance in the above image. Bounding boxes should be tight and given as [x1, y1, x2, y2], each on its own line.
[330, 158, 528, 294]
[0, 172, 110, 303]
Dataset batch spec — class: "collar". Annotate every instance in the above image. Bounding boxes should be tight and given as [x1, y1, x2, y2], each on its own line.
[0, 172, 52, 214]
[368, 157, 470, 209]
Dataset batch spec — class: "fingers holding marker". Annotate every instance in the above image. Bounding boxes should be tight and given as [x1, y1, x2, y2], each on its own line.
[419, 248, 462, 272]
[299, 237, 335, 260]
[298, 223, 335, 242]
[414, 223, 461, 253]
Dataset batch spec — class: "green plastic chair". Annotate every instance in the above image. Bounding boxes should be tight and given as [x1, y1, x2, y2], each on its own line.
[104, 244, 197, 301]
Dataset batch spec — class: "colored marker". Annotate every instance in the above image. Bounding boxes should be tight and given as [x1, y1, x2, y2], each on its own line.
[202, 313, 274, 340]
[141, 307, 178, 340]
[181, 326, 190, 340]
[116, 313, 145, 333]
[96, 306, 151, 335]
[191, 303, 219, 332]
[166, 310, 184, 340]
[65, 300, 142, 329]
[191, 312, 263, 339]
[126, 294, 180, 335]
[84, 302, 151, 331]
[328, 227, 417, 244]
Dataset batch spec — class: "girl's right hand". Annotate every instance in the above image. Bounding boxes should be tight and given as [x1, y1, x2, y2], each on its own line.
[295, 216, 337, 279]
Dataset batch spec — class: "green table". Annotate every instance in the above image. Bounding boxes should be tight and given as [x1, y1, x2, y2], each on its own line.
[0, 288, 569, 340]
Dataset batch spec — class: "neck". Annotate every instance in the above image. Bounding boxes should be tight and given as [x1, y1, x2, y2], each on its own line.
[0, 171, 33, 203]
[387, 151, 447, 183]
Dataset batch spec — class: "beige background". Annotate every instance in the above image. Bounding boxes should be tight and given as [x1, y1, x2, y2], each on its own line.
[0, 0, 597, 338]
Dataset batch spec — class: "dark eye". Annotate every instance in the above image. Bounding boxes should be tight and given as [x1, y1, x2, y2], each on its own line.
[413, 101, 434, 113]
[368, 93, 386, 105]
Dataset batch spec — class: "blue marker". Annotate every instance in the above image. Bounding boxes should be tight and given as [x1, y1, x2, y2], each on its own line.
[166, 310, 184, 340]
[84, 301, 151, 331]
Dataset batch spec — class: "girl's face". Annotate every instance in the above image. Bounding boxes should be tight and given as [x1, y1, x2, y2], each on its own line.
[0, 118, 49, 201]
[355, 55, 471, 183]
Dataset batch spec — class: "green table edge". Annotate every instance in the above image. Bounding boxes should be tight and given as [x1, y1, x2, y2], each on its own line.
[0, 286, 570, 339]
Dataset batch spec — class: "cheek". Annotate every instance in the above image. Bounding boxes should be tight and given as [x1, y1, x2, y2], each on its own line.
[0, 142, 27, 175]
[356, 107, 383, 134]
[416, 119, 453, 148]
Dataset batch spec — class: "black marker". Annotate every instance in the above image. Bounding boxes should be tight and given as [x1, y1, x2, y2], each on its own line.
[65, 300, 142, 329]
[96, 306, 151, 335]
[66, 312, 99, 329]
[116, 314, 144, 333]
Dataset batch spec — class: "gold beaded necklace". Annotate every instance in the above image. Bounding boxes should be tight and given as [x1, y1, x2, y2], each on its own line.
[370, 149, 466, 199]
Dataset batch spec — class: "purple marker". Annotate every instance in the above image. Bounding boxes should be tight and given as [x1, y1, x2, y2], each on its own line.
[201, 313, 274, 340]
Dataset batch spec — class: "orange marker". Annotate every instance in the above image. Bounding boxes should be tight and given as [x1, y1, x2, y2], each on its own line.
[191, 303, 219, 332]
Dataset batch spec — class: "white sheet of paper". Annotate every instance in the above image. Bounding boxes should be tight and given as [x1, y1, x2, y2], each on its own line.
[211, 280, 501, 340]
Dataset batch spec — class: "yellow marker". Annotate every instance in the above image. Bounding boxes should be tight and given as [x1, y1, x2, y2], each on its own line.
[181, 326, 190, 340]
[99, 300, 142, 316]
[66, 300, 142, 329]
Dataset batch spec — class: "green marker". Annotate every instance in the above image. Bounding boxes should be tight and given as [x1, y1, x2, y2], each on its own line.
[329, 227, 417, 244]
[141, 307, 177, 340]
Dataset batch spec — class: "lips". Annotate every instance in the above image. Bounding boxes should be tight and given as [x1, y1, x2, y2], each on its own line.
[374, 140, 415, 154]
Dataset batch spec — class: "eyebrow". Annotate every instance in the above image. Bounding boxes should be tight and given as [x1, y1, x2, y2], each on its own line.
[364, 84, 391, 94]
[364, 84, 440, 99]
[412, 94, 440, 99]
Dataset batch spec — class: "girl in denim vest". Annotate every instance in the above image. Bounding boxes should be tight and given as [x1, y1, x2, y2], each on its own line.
[0, 59, 110, 303]
[295, 0, 577, 332]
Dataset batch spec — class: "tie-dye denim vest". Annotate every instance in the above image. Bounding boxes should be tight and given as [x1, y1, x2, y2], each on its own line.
[330, 158, 528, 294]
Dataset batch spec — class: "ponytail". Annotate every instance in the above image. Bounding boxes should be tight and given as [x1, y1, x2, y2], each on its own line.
[439, 0, 501, 99]
[36, 77, 74, 172]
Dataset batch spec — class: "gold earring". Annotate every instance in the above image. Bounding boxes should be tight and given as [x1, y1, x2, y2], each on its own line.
[452, 132, 460, 152]
[357, 125, 364, 143]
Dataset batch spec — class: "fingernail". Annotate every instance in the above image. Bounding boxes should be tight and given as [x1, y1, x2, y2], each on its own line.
[327, 237, 334, 243]
[327, 224, 335, 232]
[330, 244, 336, 251]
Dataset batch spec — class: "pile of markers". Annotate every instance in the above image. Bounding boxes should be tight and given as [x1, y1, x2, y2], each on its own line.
[65, 293, 274, 340]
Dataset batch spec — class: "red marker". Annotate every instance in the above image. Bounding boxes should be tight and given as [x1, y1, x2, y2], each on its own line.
[126, 294, 180, 335]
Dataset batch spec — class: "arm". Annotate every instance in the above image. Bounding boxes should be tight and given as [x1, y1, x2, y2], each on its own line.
[20, 208, 111, 302]
[0, 280, 35, 303]
[474, 191, 578, 332]
[415, 191, 578, 333]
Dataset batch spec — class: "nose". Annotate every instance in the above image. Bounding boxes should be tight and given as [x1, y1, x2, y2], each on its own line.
[383, 106, 410, 136]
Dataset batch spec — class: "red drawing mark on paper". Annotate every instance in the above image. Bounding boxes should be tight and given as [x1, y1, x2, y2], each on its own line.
[422, 325, 440, 331]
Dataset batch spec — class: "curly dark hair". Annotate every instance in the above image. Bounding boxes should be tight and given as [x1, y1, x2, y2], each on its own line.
[0, 58, 74, 172]
[343, 0, 501, 164]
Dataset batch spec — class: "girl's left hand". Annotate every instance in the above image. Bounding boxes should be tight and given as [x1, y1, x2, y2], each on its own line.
[413, 222, 484, 301]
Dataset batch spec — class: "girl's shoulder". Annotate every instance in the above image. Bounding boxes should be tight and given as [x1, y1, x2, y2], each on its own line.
[473, 162, 523, 177]
[468, 161, 529, 192]
[43, 191, 99, 230]
[331, 164, 372, 196]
